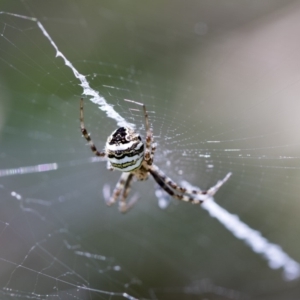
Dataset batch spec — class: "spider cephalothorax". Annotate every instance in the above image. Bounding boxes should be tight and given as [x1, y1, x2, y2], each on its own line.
[80, 98, 231, 213]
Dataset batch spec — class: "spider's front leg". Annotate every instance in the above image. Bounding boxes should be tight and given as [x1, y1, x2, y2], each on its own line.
[149, 165, 231, 204]
[104, 173, 129, 207]
[119, 173, 138, 213]
[103, 172, 138, 213]
[149, 168, 201, 204]
[106, 161, 114, 171]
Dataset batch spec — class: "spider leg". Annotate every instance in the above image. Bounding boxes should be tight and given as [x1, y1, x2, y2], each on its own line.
[149, 165, 231, 201]
[149, 168, 202, 204]
[124, 99, 153, 162]
[121, 173, 134, 202]
[151, 142, 157, 158]
[155, 184, 172, 209]
[80, 98, 105, 157]
[106, 161, 114, 171]
[105, 172, 129, 207]
[119, 173, 138, 213]
[204, 172, 232, 196]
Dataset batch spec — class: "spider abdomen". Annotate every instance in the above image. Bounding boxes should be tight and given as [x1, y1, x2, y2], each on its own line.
[105, 127, 144, 172]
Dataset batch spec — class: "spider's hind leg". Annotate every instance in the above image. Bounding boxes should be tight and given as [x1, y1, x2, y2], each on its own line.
[124, 99, 153, 160]
[80, 98, 106, 157]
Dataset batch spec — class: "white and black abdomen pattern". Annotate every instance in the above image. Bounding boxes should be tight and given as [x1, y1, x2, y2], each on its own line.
[105, 127, 144, 172]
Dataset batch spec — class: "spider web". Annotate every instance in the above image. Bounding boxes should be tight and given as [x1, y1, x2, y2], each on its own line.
[1, 1, 300, 299]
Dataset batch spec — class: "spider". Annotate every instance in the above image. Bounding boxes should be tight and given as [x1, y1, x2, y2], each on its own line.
[80, 98, 231, 213]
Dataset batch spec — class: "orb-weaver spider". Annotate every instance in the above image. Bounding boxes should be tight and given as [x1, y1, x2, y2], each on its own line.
[80, 98, 231, 213]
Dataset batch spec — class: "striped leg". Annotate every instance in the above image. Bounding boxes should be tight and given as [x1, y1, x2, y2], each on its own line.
[124, 99, 153, 162]
[151, 142, 157, 158]
[105, 173, 130, 207]
[119, 173, 138, 213]
[80, 98, 105, 157]
[150, 165, 231, 201]
[149, 168, 202, 204]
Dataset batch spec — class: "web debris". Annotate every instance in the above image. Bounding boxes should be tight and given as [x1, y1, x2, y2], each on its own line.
[181, 180, 300, 281]
[0, 11, 134, 129]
